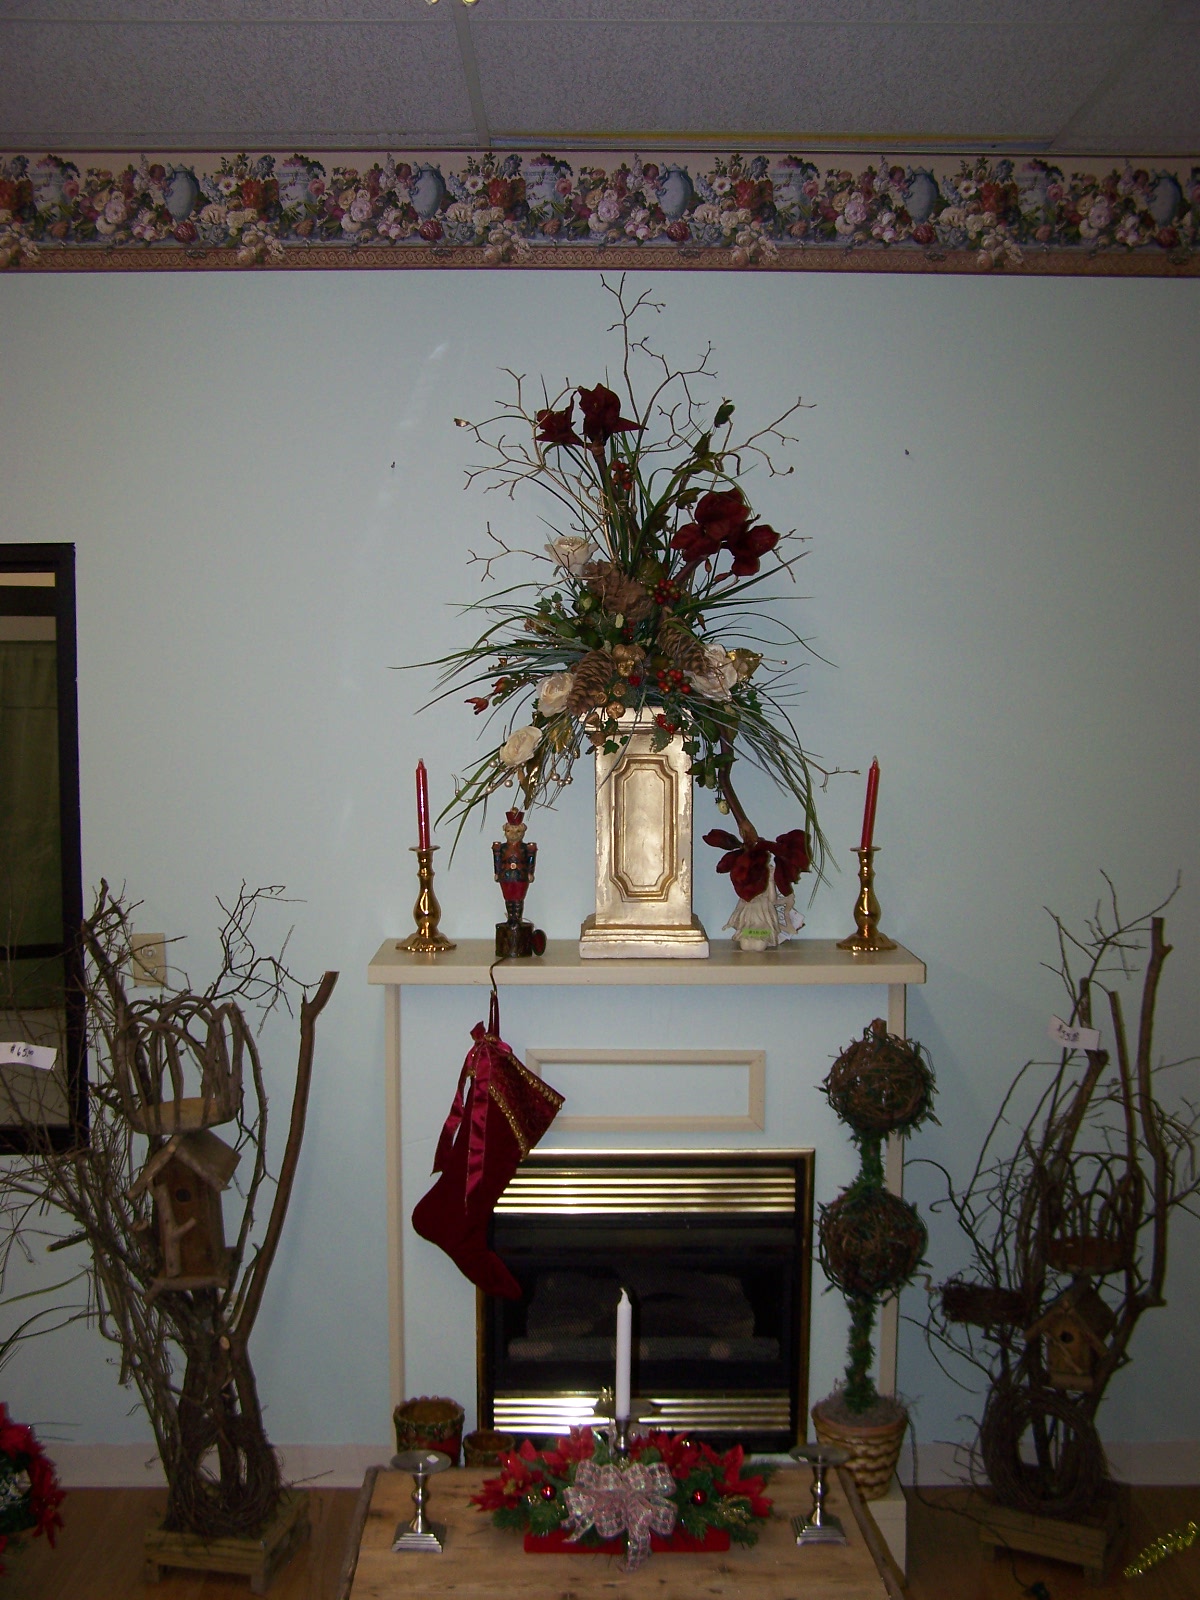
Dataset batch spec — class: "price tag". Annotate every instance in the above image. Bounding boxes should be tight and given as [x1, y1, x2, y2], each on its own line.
[0, 1040, 57, 1072]
[1049, 1016, 1101, 1052]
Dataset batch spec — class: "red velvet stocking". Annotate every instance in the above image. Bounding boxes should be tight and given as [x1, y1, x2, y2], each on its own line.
[412, 995, 563, 1301]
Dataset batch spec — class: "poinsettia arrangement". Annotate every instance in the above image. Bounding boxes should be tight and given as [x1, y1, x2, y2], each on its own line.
[472, 1424, 772, 1567]
[427, 277, 829, 881]
[0, 1404, 65, 1573]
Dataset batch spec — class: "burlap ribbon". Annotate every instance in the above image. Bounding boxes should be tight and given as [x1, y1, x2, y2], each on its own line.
[563, 1459, 678, 1571]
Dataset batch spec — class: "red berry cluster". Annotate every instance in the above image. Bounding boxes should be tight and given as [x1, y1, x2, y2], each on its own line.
[651, 578, 681, 605]
[655, 713, 678, 735]
[656, 667, 690, 694]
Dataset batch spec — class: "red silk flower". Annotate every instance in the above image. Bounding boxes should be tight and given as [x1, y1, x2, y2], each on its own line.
[725, 519, 779, 577]
[535, 402, 583, 448]
[577, 383, 642, 445]
[671, 487, 750, 561]
[704, 827, 811, 900]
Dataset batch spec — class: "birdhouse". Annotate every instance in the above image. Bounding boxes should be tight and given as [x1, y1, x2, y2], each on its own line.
[129, 1128, 240, 1295]
[1024, 1281, 1116, 1392]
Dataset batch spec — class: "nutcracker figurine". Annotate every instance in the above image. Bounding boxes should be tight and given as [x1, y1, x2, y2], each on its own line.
[492, 810, 546, 958]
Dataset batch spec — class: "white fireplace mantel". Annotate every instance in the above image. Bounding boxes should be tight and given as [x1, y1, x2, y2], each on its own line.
[369, 936, 927, 1413]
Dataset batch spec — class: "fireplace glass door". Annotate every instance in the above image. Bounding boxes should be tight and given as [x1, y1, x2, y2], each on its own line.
[480, 1150, 813, 1451]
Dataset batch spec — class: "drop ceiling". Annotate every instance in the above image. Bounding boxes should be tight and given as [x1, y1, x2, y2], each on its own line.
[1, 1, 1197, 157]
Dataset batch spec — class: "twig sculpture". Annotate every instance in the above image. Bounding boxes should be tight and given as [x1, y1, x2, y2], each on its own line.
[924, 879, 1198, 1517]
[0, 882, 337, 1538]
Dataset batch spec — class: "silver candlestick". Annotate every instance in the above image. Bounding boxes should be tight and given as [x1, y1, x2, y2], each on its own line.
[789, 1442, 851, 1546]
[391, 1449, 451, 1553]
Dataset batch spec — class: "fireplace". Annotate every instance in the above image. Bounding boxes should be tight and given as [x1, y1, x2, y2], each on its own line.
[479, 1149, 813, 1452]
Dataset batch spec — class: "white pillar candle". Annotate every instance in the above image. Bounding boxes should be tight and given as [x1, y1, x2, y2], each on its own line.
[615, 1288, 632, 1422]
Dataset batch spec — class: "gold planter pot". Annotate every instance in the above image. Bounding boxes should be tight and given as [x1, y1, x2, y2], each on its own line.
[579, 713, 708, 959]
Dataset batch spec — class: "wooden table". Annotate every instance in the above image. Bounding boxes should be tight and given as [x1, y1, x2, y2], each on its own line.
[342, 1464, 903, 1600]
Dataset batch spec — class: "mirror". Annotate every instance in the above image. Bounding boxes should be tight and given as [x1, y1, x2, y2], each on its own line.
[0, 544, 86, 1149]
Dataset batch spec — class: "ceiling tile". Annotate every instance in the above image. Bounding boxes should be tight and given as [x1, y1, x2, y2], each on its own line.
[0, 18, 474, 146]
[1052, 19, 1200, 152]
[471, 19, 1149, 146]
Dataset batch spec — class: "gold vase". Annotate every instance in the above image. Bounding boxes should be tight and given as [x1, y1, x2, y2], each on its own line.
[579, 712, 708, 959]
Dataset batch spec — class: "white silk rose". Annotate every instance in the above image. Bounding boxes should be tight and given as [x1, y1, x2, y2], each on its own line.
[688, 645, 739, 701]
[500, 725, 544, 767]
[538, 673, 574, 715]
[546, 536, 595, 575]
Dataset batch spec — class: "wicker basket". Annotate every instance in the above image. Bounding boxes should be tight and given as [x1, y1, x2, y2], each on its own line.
[811, 1397, 908, 1500]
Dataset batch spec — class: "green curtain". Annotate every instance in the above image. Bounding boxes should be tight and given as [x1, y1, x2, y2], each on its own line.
[0, 640, 62, 951]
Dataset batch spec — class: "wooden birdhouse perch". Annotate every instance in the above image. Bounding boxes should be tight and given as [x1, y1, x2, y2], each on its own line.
[1024, 1280, 1117, 1392]
[129, 1128, 241, 1296]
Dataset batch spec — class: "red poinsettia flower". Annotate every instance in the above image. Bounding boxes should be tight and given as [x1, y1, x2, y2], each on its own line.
[0, 1404, 65, 1557]
[638, 1429, 704, 1480]
[577, 383, 642, 445]
[535, 402, 583, 448]
[554, 1426, 596, 1463]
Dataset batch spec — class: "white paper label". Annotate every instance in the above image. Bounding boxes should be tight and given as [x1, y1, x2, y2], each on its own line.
[1049, 1016, 1101, 1052]
[0, 1040, 57, 1072]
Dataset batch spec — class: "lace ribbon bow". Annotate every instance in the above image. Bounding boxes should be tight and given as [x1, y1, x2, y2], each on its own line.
[563, 1458, 678, 1571]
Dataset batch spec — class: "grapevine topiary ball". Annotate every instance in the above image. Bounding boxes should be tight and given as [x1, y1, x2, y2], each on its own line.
[818, 1186, 927, 1299]
[823, 1019, 936, 1140]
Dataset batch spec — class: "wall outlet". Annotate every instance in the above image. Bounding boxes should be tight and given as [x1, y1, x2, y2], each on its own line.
[129, 934, 168, 988]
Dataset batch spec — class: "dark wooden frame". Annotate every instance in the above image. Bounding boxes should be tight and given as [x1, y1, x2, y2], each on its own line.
[0, 542, 87, 1150]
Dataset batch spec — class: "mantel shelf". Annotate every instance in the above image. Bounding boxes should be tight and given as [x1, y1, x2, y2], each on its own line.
[368, 937, 925, 988]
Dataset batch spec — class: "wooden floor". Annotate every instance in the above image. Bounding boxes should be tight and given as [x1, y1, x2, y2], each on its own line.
[3, 1483, 1199, 1597]
[907, 1487, 1200, 1599]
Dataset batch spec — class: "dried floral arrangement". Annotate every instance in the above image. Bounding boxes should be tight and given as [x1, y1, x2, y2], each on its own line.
[424, 276, 832, 884]
[472, 1425, 772, 1571]
[922, 879, 1199, 1519]
[0, 1404, 65, 1574]
[0, 883, 337, 1540]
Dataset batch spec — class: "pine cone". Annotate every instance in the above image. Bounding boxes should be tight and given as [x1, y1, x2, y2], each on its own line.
[582, 561, 655, 626]
[567, 649, 616, 716]
[657, 615, 709, 674]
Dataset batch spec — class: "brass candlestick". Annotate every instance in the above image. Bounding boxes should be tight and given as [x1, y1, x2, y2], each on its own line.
[789, 1442, 850, 1546]
[398, 846, 456, 953]
[836, 846, 896, 953]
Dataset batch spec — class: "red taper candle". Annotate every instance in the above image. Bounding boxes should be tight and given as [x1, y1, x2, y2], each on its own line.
[859, 757, 880, 852]
[416, 760, 431, 850]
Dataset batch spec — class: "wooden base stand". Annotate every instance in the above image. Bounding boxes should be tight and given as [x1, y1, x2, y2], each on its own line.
[974, 1482, 1129, 1585]
[144, 1490, 310, 1594]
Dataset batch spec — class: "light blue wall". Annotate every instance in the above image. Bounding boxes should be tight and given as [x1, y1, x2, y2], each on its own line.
[2, 267, 1198, 1463]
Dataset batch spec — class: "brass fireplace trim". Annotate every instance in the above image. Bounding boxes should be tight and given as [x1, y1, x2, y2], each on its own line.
[480, 1148, 815, 1445]
[495, 1164, 799, 1214]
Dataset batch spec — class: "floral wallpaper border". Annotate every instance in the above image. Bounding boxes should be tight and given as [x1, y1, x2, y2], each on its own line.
[2, 149, 1198, 275]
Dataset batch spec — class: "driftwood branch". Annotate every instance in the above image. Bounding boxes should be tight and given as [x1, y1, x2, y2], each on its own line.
[231, 971, 338, 1352]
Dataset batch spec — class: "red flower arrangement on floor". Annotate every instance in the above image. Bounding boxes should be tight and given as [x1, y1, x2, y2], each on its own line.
[472, 1426, 772, 1570]
[0, 1403, 65, 1573]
